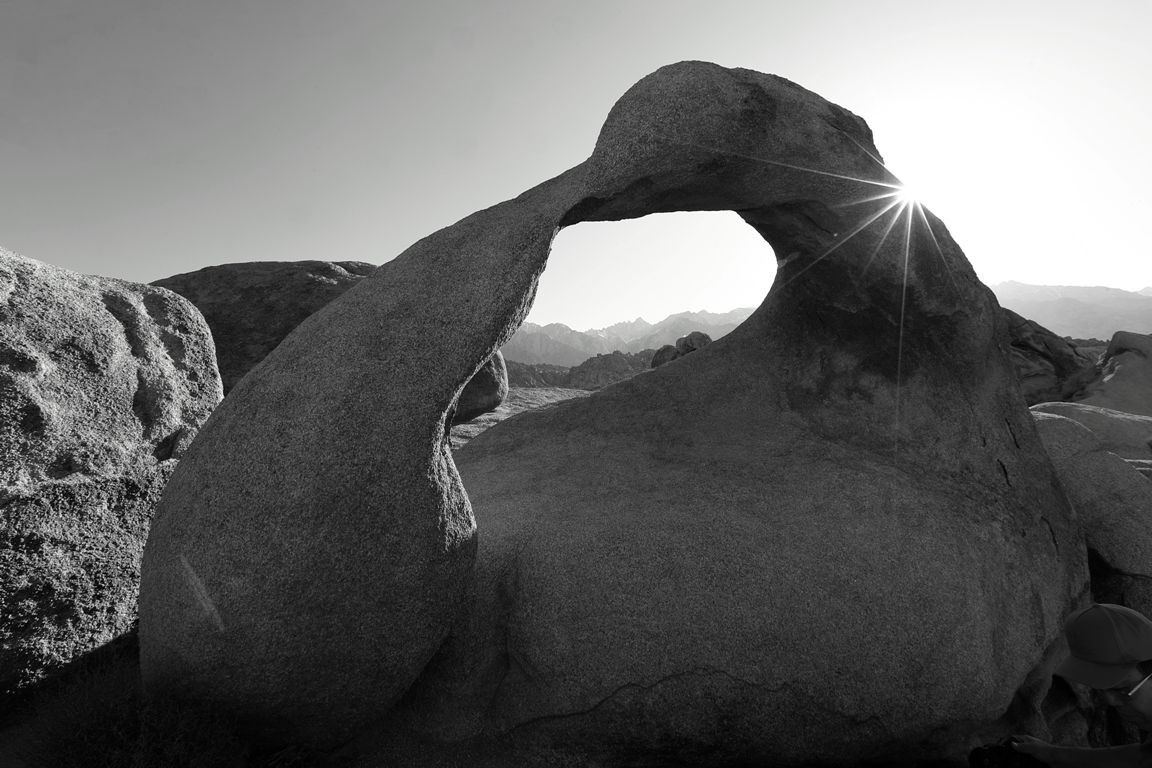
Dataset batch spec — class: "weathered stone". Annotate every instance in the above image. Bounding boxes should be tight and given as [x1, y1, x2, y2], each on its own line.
[138, 62, 1084, 761]
[1070, 331, 1152, 417]
[1030, 402, 1152, 459]
[0, 249, 220, 702]
[1003, 309, 1096, 406]
[1032, 412, 1152, 617]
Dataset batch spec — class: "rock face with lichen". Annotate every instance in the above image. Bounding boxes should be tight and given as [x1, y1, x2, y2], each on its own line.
[137, 61, 1084, 763]
[0, 248, 220, 703]
[154, 261, 507, 422]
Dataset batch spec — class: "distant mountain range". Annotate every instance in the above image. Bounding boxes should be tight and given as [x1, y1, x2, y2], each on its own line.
[501, 283, 1152, 367]
[991, 282, 1152, 340]
[500, 309, 754, 366]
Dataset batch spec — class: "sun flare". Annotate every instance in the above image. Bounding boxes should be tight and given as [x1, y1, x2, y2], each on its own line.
[894, 183, 918, 205]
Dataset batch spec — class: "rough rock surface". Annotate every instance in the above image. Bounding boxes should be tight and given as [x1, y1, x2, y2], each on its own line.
[1003, 309, 1096, 406]
[1070, 331, 1152, 417]
[1032, 412, 1152, 616]
[153, 260, 507, 422]
[138, 61, 1084, 761]
[0, 249, 220, 702]
[1030, 402, 1152, 460]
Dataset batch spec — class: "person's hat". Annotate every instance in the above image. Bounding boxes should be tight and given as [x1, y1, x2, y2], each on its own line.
[1056, 603, 1152, 688]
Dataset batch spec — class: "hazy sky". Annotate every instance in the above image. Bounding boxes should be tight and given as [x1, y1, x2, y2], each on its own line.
[2, 1, 1149, 330]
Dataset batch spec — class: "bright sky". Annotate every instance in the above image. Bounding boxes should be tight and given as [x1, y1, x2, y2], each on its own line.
[2, 0, 1149, 331]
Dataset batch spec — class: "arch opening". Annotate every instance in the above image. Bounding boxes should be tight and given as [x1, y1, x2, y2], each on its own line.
[497, 210, 775, 379]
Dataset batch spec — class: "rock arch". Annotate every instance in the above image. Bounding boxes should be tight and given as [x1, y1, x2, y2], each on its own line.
[138, 61, 1085, 759]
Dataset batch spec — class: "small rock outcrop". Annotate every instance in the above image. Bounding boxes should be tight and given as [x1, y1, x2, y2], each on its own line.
[564, 349, 655, 389]
[1003, 309, 1096, 405]
[154, 260, 507, 422]
[650, 331, 712, 369]
[1, 249, 220, 702]
[504, 360, 570, 388]
[138, 61, 1082, 761]
[1070, 331, 1152, 417]
[1032, 412, 1152, 616]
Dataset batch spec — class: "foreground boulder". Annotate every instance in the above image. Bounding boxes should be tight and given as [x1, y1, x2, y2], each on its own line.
[1, 249, 220, 701]
[138, 61, 1083, 762]
[1003, 309, 1096, 405]
[1070, 331, 1152, 417]
[1032, 412, 1152, 617]
[154, 261, 507, 421]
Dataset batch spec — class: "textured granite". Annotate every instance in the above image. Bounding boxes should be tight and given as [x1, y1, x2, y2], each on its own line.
[138, 61, 1085, 762]
[1, 249, 220, 702]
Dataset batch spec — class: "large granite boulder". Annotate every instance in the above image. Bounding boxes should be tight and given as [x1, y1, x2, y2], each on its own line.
[0, 249, 220, 702]
[1003, 309, 1096, 405]
[1070, 331, 1152, 417]
[1032, 412, 1152, 617]
[154, 261, 507, 422]
[138, 61, 1083, 762]
[151, 261, 377, 393]
[1030, 402, 1152, 460]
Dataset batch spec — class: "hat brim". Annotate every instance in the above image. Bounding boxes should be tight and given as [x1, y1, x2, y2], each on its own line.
[1056, 654, 1138, 689]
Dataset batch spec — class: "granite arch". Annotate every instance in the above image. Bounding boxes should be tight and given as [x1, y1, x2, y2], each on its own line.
[138, 61, 1085, 758]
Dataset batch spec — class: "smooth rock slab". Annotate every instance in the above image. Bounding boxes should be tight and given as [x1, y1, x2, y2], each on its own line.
[0, 249, 220, 701]
[138, 61, 1084, 761]
[1030, 402, 1152, 459]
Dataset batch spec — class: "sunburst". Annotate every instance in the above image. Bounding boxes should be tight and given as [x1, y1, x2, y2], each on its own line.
[619, 125, 953, 459]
